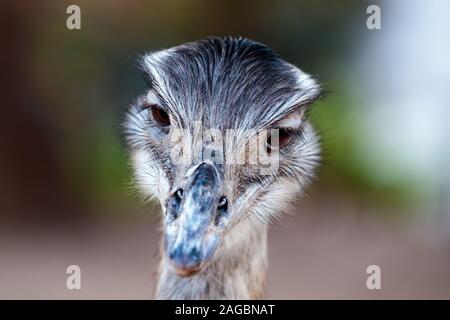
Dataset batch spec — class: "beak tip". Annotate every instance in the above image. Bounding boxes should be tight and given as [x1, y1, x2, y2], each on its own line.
[167, 244, 204, 276]
[168, 259, 204, 277]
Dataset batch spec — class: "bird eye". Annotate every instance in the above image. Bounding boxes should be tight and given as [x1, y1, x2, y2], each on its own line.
[266, 128, 291, 153]
[150, 105, 171, 127]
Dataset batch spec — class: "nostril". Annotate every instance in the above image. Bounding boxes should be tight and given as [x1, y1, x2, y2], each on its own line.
[175, 188, 184, 200]
[167, 188, 184, 221]
[218, 196, 227, 208]
[190, 247, 201, 263]
[215, 196, 229, 227]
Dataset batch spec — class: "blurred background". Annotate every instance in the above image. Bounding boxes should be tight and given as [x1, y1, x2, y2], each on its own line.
[1, 0, 449, 299]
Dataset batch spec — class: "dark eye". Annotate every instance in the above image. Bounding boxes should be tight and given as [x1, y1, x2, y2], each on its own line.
[150, 105, 171, 127]
[266, 128, 291, 153]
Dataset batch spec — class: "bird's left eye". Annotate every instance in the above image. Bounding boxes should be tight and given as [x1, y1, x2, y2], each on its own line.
[266, 128, 292, 153]
[150, 105, 171, 127]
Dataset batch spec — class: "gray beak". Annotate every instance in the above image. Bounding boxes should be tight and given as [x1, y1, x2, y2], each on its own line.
[164, 163, 229, 276]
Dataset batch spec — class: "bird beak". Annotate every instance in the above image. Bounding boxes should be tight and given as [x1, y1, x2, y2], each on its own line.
[163, 163, 228, 277]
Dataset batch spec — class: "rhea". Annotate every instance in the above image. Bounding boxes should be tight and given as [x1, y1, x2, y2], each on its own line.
[124, 37, 321, 299]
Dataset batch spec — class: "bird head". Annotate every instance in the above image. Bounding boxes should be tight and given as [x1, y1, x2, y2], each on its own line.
[124, 37, 321, 277]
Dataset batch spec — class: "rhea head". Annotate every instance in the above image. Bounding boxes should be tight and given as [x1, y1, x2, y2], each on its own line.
[124, 37, 321, 277]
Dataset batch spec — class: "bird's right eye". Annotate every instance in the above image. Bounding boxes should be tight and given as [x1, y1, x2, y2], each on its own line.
[150, 105, 171, 127]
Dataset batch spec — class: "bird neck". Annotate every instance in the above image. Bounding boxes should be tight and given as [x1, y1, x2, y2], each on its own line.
[155, 219, 268, 299]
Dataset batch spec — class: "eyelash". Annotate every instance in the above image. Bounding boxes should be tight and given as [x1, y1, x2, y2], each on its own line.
[139, 103, 155, 112]
[267, 126, 304, 151]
